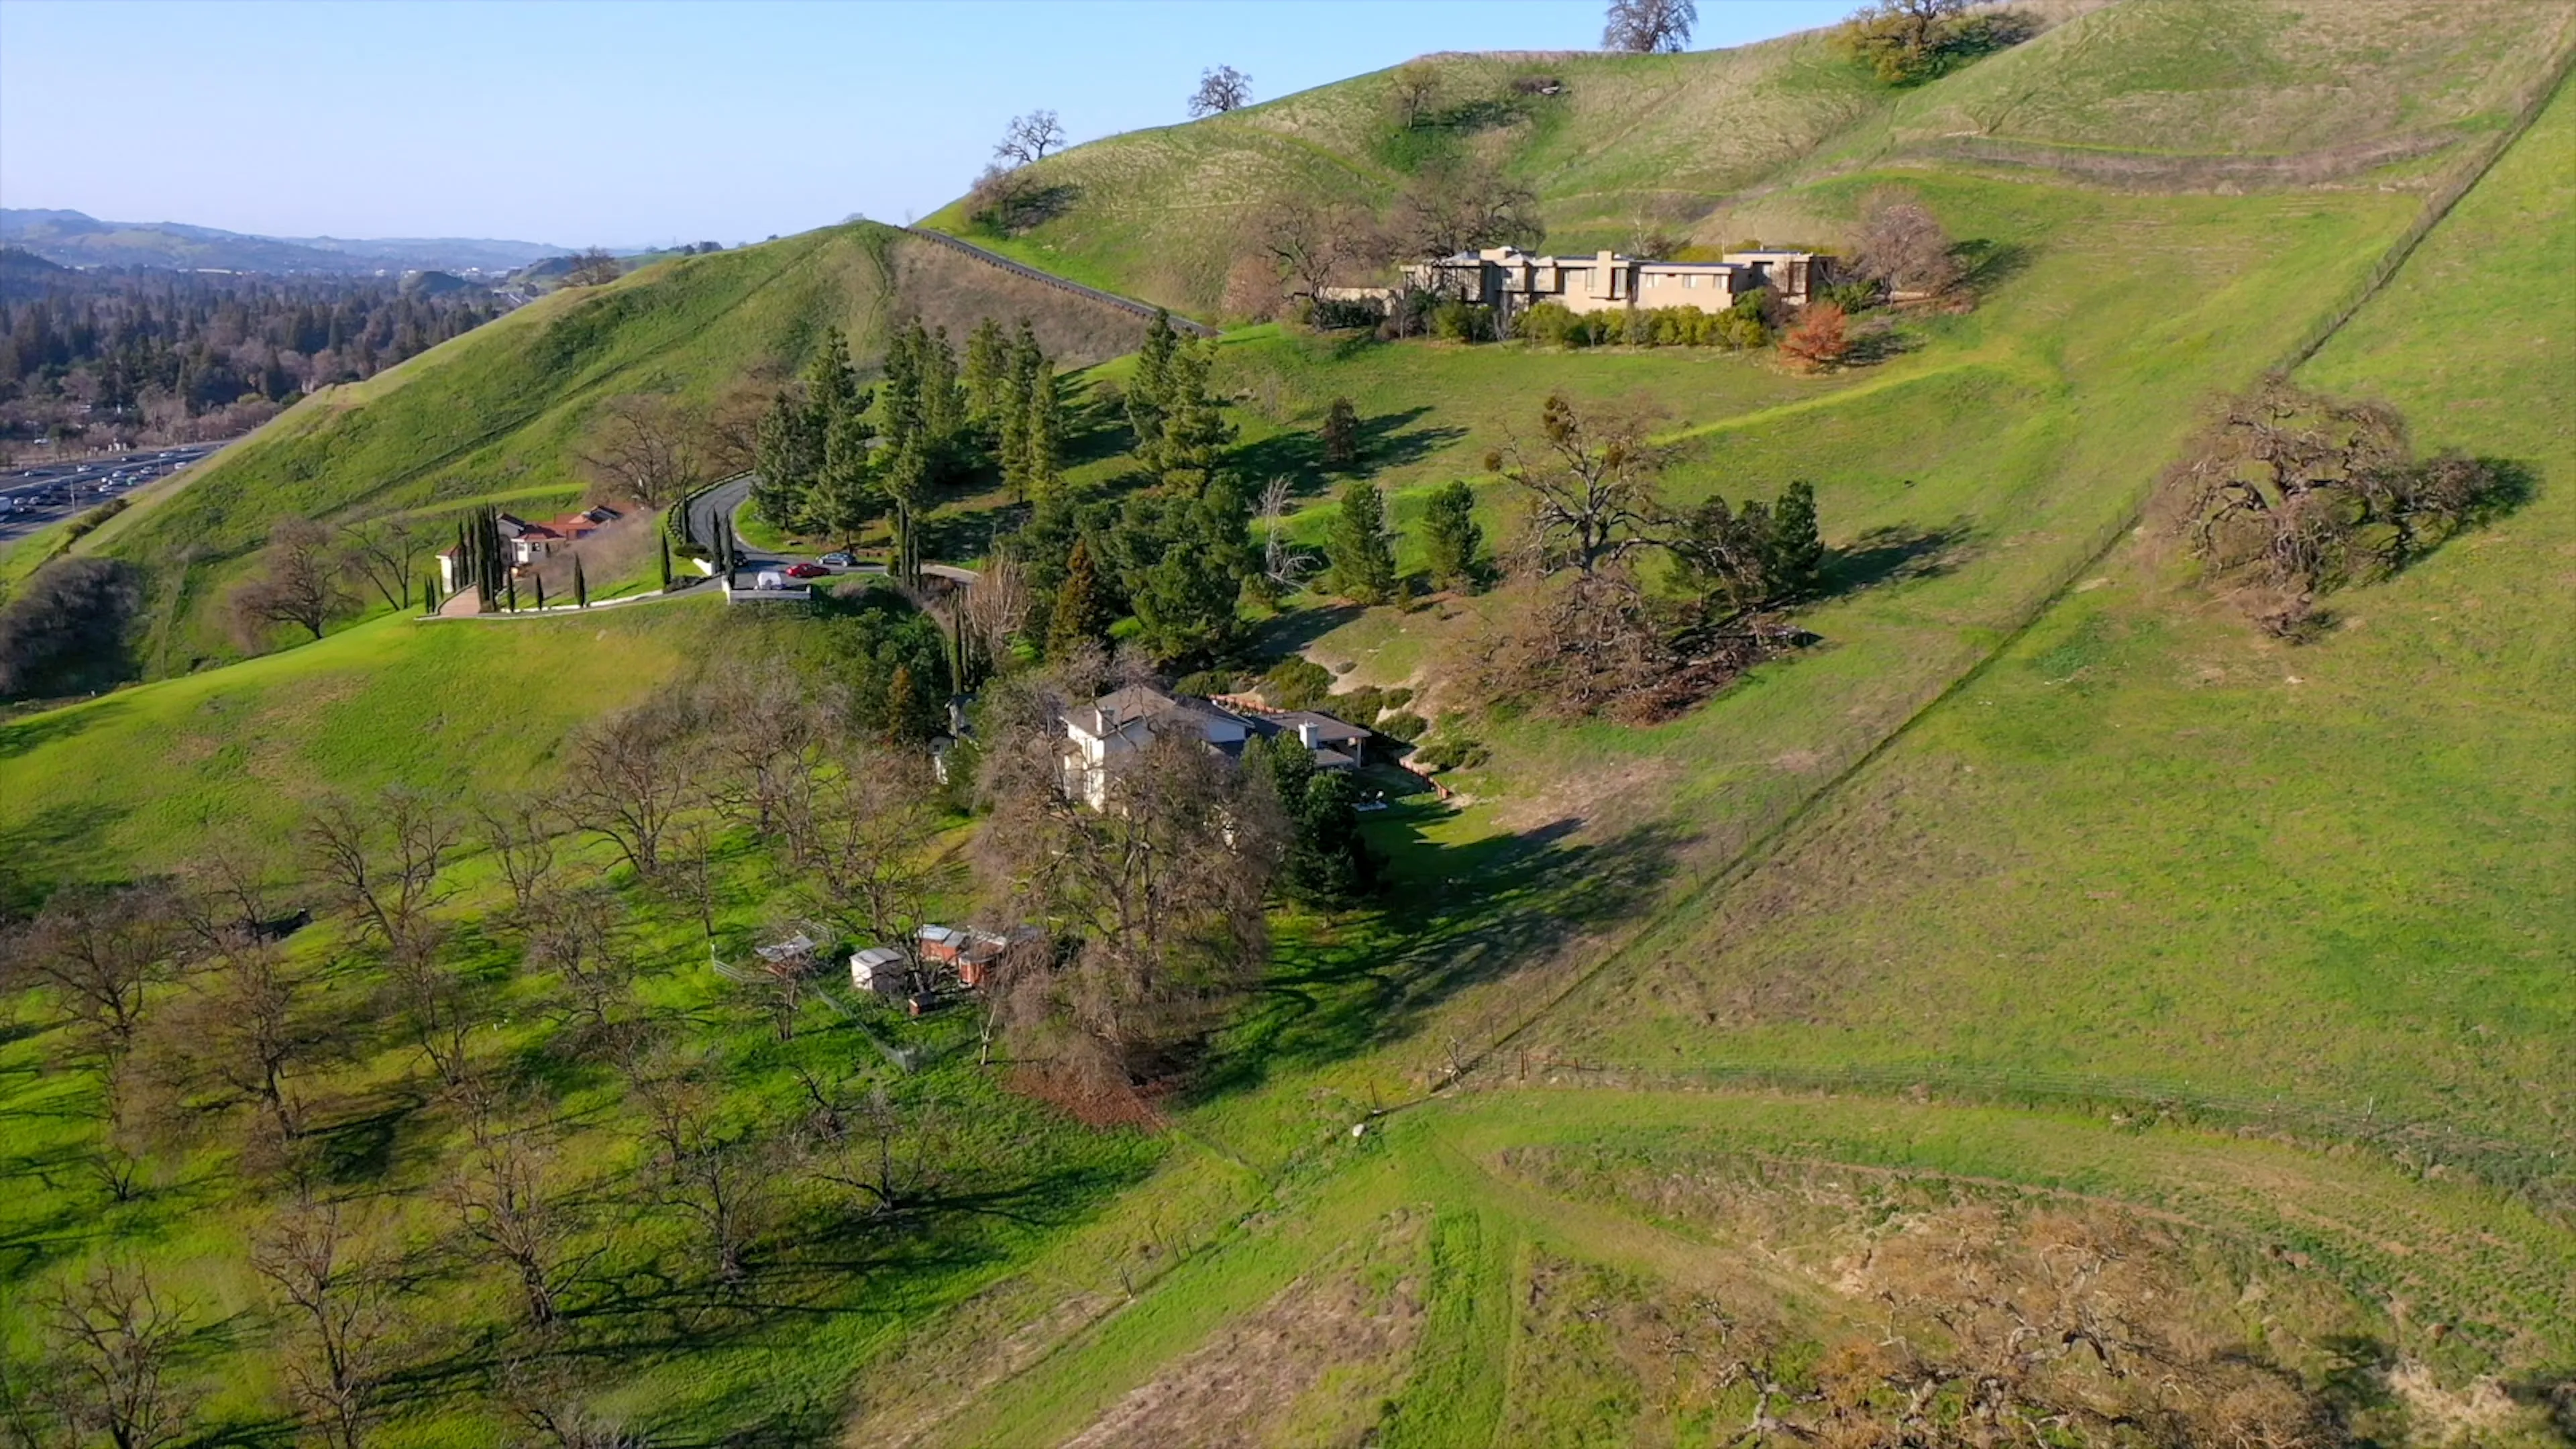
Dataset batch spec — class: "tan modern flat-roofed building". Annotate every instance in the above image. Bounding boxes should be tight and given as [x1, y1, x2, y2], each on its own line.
[1401, 246, 1829, 320]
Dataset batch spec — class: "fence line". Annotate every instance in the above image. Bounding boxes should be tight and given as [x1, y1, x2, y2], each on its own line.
[900, 227, 1218, 337]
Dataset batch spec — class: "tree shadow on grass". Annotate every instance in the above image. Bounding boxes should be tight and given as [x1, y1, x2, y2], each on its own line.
[0, 698, 123, 761]
[1228, 407, 1468, 498]
[0, 799, 132, 914]
[1952, 237, 2033, 293]
[1817, 517, 1977, 598]
[1187, 813, 1694, 1102]
[1242, 602, 1364, 663]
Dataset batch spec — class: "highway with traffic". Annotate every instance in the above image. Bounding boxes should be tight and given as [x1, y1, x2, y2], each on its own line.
[0, 443, 221, 546]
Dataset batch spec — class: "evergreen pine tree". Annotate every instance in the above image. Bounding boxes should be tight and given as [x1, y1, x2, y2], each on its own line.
[1047, 536, 1107, 659]
[422, 575, 437, 616]
[1140, 342, 1235, 494]
[1024, 365, 1063, 506]
[659, 535, 674, 592]
[506, 576, 519, 612]
[1420, 479, 1485, 591]
[1320, 396, 1360, 471]
[1126, 309, 1177, 449]
[533, 573, 546, 610]
[1766, 479, 1825, 602]
[962, 317, 1008, 426]
[574, 553, 589, 608]
[1324, 480, 1399, 604]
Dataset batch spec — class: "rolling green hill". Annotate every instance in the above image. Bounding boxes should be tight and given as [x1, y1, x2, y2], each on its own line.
[36, 222, 1158, 675]
[924, 0, 2568, 315]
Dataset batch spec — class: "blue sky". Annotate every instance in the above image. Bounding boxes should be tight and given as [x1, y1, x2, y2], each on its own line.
[0, 1, 1851, 248]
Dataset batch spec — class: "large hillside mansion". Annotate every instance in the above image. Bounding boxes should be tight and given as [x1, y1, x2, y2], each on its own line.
[1396, 246, 1830, 319]
[1060, 684, 1367, 810]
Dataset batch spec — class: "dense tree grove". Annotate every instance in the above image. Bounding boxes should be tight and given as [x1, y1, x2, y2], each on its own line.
[0, 252, 505, 450]
[1471, 393, 1827, 721]
[2165, 380, 2522, 637]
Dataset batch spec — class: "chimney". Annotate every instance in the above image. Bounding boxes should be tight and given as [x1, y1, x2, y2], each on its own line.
[1297, 721, 1320, 749]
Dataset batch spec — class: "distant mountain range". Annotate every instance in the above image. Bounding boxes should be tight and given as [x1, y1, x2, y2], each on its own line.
[0, 209, 572, 276]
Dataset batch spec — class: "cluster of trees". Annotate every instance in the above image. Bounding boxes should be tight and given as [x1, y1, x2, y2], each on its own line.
[2164, 379, 2522, 637]
[0, 614, 987, 1444]
[0, 556, 141, 699]
[987, 311, 1259, 667]
[751, 319, 1066, 580]
[1468, 392, 1827, 721]
[1832, 0, 2036, 85]
[1242, 154, 1543, 325]
[0, 255, 505, 451]
[1519, 294, 1776, 350]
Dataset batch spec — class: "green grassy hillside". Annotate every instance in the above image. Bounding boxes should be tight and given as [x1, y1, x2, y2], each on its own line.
[1536, 62, 2576, 1179]
[925, 0, 2565, 315]
[33, 223, 1157, 676]
[841, 44, 2576, 1449]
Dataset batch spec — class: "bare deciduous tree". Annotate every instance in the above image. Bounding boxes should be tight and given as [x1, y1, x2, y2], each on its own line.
[1850, 187, 1962, 298]
[41, 1265, 195, 1449]
[1187, 65, 1252, 117]
[1485, 393, 1667, 577]
[193, 937, 315, 1146]
[789, 747, 953, 985]
[633, 1070, 775, 1285]
[702, 667, 822, 841]
[580, 394, 714, 509]
[994, 109, 1067, 167]
[522, 881, 635, 1037]
[1604, 0, 1697, 52]
[335, 516, 421, 613]
[252, 1199, 395, 1449]
[566, 698, 702, 877]
[2, 882, 180, 1059]
[1391, 157, 1542, 261]
[962, 554, 1034, 672]
[305, 790, 455, 955]
[446, 1126, 585, 1332]
[977, 700, 1283, 1093]
[231, 516, 345, 645]
[561, 249, 621, 287]
[1250, 195, 1381, 305]
[798, 1081, 947, 1218]
[1258, 476, 1322, 592]
[474, 802, 561, 917]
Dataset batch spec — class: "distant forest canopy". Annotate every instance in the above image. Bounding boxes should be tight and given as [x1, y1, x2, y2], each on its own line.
[0, 249, 509, 450]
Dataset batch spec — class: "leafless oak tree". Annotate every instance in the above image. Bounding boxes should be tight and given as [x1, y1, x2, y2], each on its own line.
[252, 1199, 396, 1449]
[445, 1127, 585, 1332]
[305, 790, 455, 955]
[1252, 195, 1381, 305]
[977, 700, 1283, 1092]
[1485, 393, 1668, 577]
[580, 394, 714, 509]
[1604, 0, 1697, 52]
[1391, 158, 1542, 260]
[1850, 187, 1962, 297]
[1187, 65, 1252, 117]
[789, 746, 953, 983]
[335, 516, 422, 613]
[562, 249, 621, 288]
[994, 109, 1067, 166]
[474, 802, 561, 917]
[3, 882, 181, 1059]
[232, 516, 345, 645]
[522, 881, 635, 1038]
[566, 698, 702, 877]
[40, 1265, 195, 1449]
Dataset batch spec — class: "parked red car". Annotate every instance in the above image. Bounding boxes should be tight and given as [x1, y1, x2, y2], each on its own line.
[784, 561, 829, 578]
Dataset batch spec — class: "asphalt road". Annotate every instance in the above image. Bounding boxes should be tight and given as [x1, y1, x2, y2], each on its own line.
[683, 474, 976, 586]
[0, 443, 221, 547]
